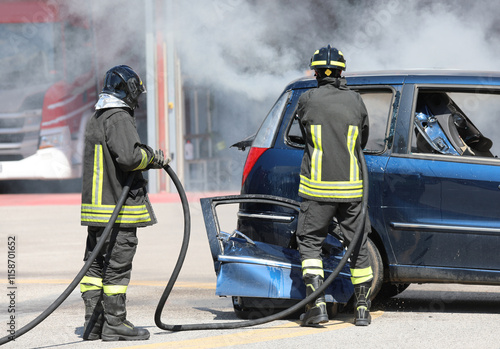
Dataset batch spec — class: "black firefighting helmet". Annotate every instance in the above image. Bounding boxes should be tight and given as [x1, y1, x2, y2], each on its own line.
[310, 45, 346, 77]
[101, 65, 145, 109]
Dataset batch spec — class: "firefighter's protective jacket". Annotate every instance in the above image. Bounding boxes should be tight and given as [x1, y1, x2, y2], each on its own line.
[297, 76, 369, 202]
[81, 107, 157, 227]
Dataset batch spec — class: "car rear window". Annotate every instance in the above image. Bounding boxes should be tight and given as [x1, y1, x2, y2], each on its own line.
[286, 88, 395, 153]
[253, 90, 291, 148]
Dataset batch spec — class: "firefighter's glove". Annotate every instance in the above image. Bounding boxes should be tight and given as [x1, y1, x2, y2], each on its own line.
[150, 149, 169, 169]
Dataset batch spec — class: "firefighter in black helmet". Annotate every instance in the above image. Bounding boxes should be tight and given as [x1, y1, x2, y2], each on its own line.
[79, 65, 166, 341]
[296, 46, 373, 326]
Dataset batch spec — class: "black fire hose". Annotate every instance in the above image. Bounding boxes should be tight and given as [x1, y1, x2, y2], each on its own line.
[0, 149, 369, 344]
[155, 148, 369, 331]
[0, 172, 136, 346]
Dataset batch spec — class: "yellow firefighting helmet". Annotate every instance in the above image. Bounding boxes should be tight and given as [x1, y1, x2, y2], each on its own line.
[310, 45, 346, 77]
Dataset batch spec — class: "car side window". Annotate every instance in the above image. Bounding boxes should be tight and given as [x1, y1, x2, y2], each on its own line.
[286, 88, 394, 153]
[358, 91, 394, 152]
[411, 89, 499, 158]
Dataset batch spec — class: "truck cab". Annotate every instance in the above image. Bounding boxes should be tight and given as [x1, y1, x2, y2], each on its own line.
[0, 0, 97, 180]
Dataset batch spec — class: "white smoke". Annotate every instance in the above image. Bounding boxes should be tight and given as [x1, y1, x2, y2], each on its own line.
[341, 0, 500, 71]
[59, 0, 500, 117]
[162, 0, 500, 190]
[173, 0, 500, 90]
[7, 0, 500, 193]
[170, 0, 309, 101]
[21, 0, 500, 116]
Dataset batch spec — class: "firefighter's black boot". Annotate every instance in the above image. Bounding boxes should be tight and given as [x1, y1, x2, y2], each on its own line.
[354, 281, 372, 326]
[300, 274, 329, 326]
[101, 293, 150, 341]
[82, 290, 103, 340]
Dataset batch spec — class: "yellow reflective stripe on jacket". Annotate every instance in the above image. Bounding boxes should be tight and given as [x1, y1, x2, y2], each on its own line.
[81, 204, 151, 224]
[350, 266, 373, 285]
[86, 144, 151, 225]
[80, 276, 103, 292]
[299, 124, 363, 199]
[93, 144, 104, 206]
[298, 185, 363, 198]
[302, 259, 324, 277]
[299, 176, 363, 190]
[299, 175, 363, 199]
[132, 148, 149, 171]
[310, 125, 322, 181]
[103, 285, 127, 295]
[348, 125, 360, 182]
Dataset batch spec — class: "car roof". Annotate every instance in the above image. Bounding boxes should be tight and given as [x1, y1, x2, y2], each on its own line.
[285, 70, 500, 90]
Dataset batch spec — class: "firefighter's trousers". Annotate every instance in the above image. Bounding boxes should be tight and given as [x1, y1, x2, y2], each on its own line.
[296, 199, 373, 285]
[80, 226, 138, 295]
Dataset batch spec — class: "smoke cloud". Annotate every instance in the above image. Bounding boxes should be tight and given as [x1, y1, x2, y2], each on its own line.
[173, 0, 500, 97]
[4, 0, 500, 192]
[169, 0, 500, 190]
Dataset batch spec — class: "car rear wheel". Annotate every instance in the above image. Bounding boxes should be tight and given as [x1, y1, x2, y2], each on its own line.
[366, 237, 384, 300]
[232, 296, 344, 320]
[377, 283, 411, 299]
[232, 296, 303, 320]
[366, 236, 410, 300]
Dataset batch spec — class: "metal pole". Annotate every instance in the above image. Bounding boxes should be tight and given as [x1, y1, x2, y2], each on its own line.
[145, 0, 158, 193]
[174, 52, 185, 187]
[165, 0, 180, 192]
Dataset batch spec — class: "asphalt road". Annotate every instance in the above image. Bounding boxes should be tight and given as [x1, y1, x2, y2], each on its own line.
[0, 192, 499, 349]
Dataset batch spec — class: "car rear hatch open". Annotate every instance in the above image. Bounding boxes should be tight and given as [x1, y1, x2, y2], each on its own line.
[201, 194, 354, 305]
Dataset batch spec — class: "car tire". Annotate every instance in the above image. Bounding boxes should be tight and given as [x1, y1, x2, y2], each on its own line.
[232, 296, 343, 320]
[377, 283, 411, 299]
[366, 237, 384, 300]
[232, 298, 264, 320]
[232, 297, 303, 320]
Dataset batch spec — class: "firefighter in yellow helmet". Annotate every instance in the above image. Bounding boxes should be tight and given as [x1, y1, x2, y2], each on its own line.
[296, 46, 373, 326]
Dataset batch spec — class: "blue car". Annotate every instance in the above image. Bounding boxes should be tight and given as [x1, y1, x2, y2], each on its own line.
[204, 70, 500, 318]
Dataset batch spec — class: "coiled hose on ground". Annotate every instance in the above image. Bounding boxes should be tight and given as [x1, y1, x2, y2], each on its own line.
[154, 148, 369, 331]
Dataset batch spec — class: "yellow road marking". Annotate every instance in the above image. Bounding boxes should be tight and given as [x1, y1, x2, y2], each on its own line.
[131, 281, 216, 289]
[115, 312, 383, 349]
[0, 279, 216, 289]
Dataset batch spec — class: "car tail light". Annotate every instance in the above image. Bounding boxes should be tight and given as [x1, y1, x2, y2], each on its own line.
[242, 147, 268, 186]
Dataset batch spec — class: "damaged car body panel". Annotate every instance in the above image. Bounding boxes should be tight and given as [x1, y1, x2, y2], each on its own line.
[201, 195, 353, 309]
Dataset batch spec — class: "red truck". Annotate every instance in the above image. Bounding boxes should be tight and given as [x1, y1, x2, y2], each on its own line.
[0, 0, 97, 180]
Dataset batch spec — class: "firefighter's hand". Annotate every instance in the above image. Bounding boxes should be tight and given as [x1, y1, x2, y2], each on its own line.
[150, 149, 169, 169]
